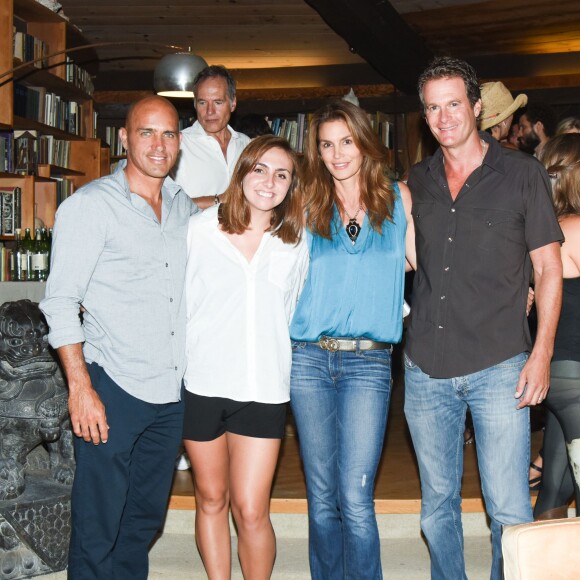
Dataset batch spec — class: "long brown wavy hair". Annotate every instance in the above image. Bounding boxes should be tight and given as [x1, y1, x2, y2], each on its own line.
[540, 133, 580, 218]
[219, 134, 303, 244]
[303, 100, 395, 239]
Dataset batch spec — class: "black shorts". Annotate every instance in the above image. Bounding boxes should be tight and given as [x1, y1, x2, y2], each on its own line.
[182, 390, 287, 442]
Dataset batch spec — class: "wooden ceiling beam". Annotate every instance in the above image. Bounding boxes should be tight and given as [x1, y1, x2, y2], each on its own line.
[303, 0, 433, 94]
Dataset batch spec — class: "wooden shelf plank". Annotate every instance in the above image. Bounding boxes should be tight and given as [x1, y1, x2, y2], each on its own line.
[13, 116, 85, 140]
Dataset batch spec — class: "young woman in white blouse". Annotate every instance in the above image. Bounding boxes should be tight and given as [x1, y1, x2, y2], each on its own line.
[183, 134, 308, 579]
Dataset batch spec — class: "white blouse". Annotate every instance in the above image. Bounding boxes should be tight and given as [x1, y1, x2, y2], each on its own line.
[184, 206, 309, 403]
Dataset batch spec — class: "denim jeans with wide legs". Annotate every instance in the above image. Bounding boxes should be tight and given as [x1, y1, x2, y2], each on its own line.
[404, 352, 532, 580]
[290, 342, 392, 580]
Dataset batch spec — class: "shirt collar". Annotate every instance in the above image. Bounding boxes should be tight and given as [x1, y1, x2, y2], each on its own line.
[427, 130, 506, 176]
[191, 120, 240, 140]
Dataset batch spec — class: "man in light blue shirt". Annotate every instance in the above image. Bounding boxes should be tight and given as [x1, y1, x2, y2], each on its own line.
[40, 95, 197, 580]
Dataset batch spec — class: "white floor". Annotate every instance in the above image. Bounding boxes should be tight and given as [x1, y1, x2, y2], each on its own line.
[41, 511, 493, 579]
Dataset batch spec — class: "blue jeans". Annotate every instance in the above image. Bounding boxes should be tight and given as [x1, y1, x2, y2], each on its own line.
[404, 352, 533, 580]
[68, 364, 184, 580]
[290, 342, 392, 580]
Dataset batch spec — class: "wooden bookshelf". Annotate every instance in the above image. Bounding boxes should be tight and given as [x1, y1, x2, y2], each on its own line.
[0, 0, 106, 237]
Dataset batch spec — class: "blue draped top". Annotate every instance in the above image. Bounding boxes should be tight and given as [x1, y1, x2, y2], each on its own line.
[290, 183, 407, 343]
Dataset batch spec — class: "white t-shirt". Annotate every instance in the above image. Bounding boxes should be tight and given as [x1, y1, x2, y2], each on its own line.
[184, 206, 309, 403]
[172, 121, 251, 199]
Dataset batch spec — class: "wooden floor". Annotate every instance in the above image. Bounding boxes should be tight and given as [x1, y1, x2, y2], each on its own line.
[170, 352, 544, 514]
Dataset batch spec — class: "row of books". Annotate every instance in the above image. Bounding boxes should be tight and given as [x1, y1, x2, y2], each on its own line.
[65, 56, 95, 96]
[14, 84, 85, 136]
[37, 134, 71, 168]
[13, 31, 47, 68]
[103, 126, 125, 156]
[268, 113, 308, 153]
[55, 177, 74, 207]
[0, 187, 22, 237]
[266, 111, 395, 153]
[0, 132, 14, 173]
[2, 131, 74, 174]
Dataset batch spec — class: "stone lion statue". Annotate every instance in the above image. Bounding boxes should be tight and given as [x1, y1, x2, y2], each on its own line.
[0, 299, 74, 501]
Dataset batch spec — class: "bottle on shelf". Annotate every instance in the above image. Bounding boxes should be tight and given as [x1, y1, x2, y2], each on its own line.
[12, 229, 26, 281]
[22, 228, 34, 280]
[41, 227, 51, 276]
[31, 228, 49, 281]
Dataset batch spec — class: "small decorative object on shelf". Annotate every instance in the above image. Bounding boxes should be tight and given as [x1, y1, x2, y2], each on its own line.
[0, 186, 22, 236]
[14, 131, 38, 175]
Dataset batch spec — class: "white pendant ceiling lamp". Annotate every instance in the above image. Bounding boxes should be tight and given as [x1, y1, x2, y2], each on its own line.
[154, 50, 208, 98]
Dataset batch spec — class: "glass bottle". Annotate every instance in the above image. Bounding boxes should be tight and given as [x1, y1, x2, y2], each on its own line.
[31, 228, 49, 281]
[13, 229, 25, 281]
[22, 228, 33, 279]
[41, 227, 50, 276]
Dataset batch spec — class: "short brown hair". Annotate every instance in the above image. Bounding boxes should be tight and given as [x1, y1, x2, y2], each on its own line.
[219, 135, 303, 244]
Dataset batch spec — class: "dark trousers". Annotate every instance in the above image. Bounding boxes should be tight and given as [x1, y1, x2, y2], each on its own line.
[68, 364, 184, 580]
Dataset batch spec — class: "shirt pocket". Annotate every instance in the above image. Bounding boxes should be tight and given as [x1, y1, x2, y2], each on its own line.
[472, 208, 525, 253]
[412, 202, 437, 248]
[268, 251, 298, 292]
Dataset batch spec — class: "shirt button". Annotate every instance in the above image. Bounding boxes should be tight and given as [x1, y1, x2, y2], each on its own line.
[448, 237, 453, 242]
[438, 325, 444, 329]
[451, 208, 456, 213]
[171, 331, 175, 336]
[166, 262, 169, 267]
[441, 295, 446, 300]
[170, 298, 173, 302]
[174, 366, 178, 371]
[444, 266, 450, 271]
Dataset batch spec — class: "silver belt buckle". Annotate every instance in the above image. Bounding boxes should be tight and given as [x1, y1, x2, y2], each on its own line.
[320, 336, 339, 352]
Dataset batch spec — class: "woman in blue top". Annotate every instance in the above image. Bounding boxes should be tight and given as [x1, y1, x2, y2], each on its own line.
[290, 100, 415, 579]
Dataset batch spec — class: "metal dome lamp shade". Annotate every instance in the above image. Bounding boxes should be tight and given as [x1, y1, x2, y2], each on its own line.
[154, 50, 208, 98]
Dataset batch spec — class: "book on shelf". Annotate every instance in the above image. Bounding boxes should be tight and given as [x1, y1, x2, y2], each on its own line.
[14, 84, 85, 136]
[13, 31, 48, 68]
[373, 112, 394, 149]
[103, 126, 125, 156]
[37, 135, 71, 167]
[65, 56, 95, 96]
[0, 245, 12, 281]
[53, 177, 74, 207]
[0, 132, 14, 173]
[0, 186, 22, 236]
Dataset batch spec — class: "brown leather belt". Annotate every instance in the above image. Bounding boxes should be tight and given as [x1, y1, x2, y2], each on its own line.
[315, 336, 392, 352]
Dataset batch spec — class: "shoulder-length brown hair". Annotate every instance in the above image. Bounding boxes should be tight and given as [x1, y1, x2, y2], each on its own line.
[303, 100, 395, 239]
[540, 133, 580, 218]
[219, 134, 303, 244]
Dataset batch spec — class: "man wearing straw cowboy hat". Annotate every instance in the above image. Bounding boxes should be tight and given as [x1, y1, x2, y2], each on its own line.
[480, 81, 528, 143]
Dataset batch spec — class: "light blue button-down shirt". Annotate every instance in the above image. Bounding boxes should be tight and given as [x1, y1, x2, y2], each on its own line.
[40, 163, 198, 404]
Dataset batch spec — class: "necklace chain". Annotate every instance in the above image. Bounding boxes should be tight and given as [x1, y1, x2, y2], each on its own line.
[344, 204, 363, 221]
[443, 139, 488, 167]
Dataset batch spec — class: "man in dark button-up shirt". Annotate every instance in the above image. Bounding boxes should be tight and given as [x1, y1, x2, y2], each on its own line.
[404, 57, 563, 580]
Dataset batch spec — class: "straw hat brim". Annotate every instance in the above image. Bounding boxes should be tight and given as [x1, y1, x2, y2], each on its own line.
[480, 93, 528, 131]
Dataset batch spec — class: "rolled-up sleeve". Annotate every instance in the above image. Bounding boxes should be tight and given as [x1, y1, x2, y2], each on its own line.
[40, 189, 107, 349]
